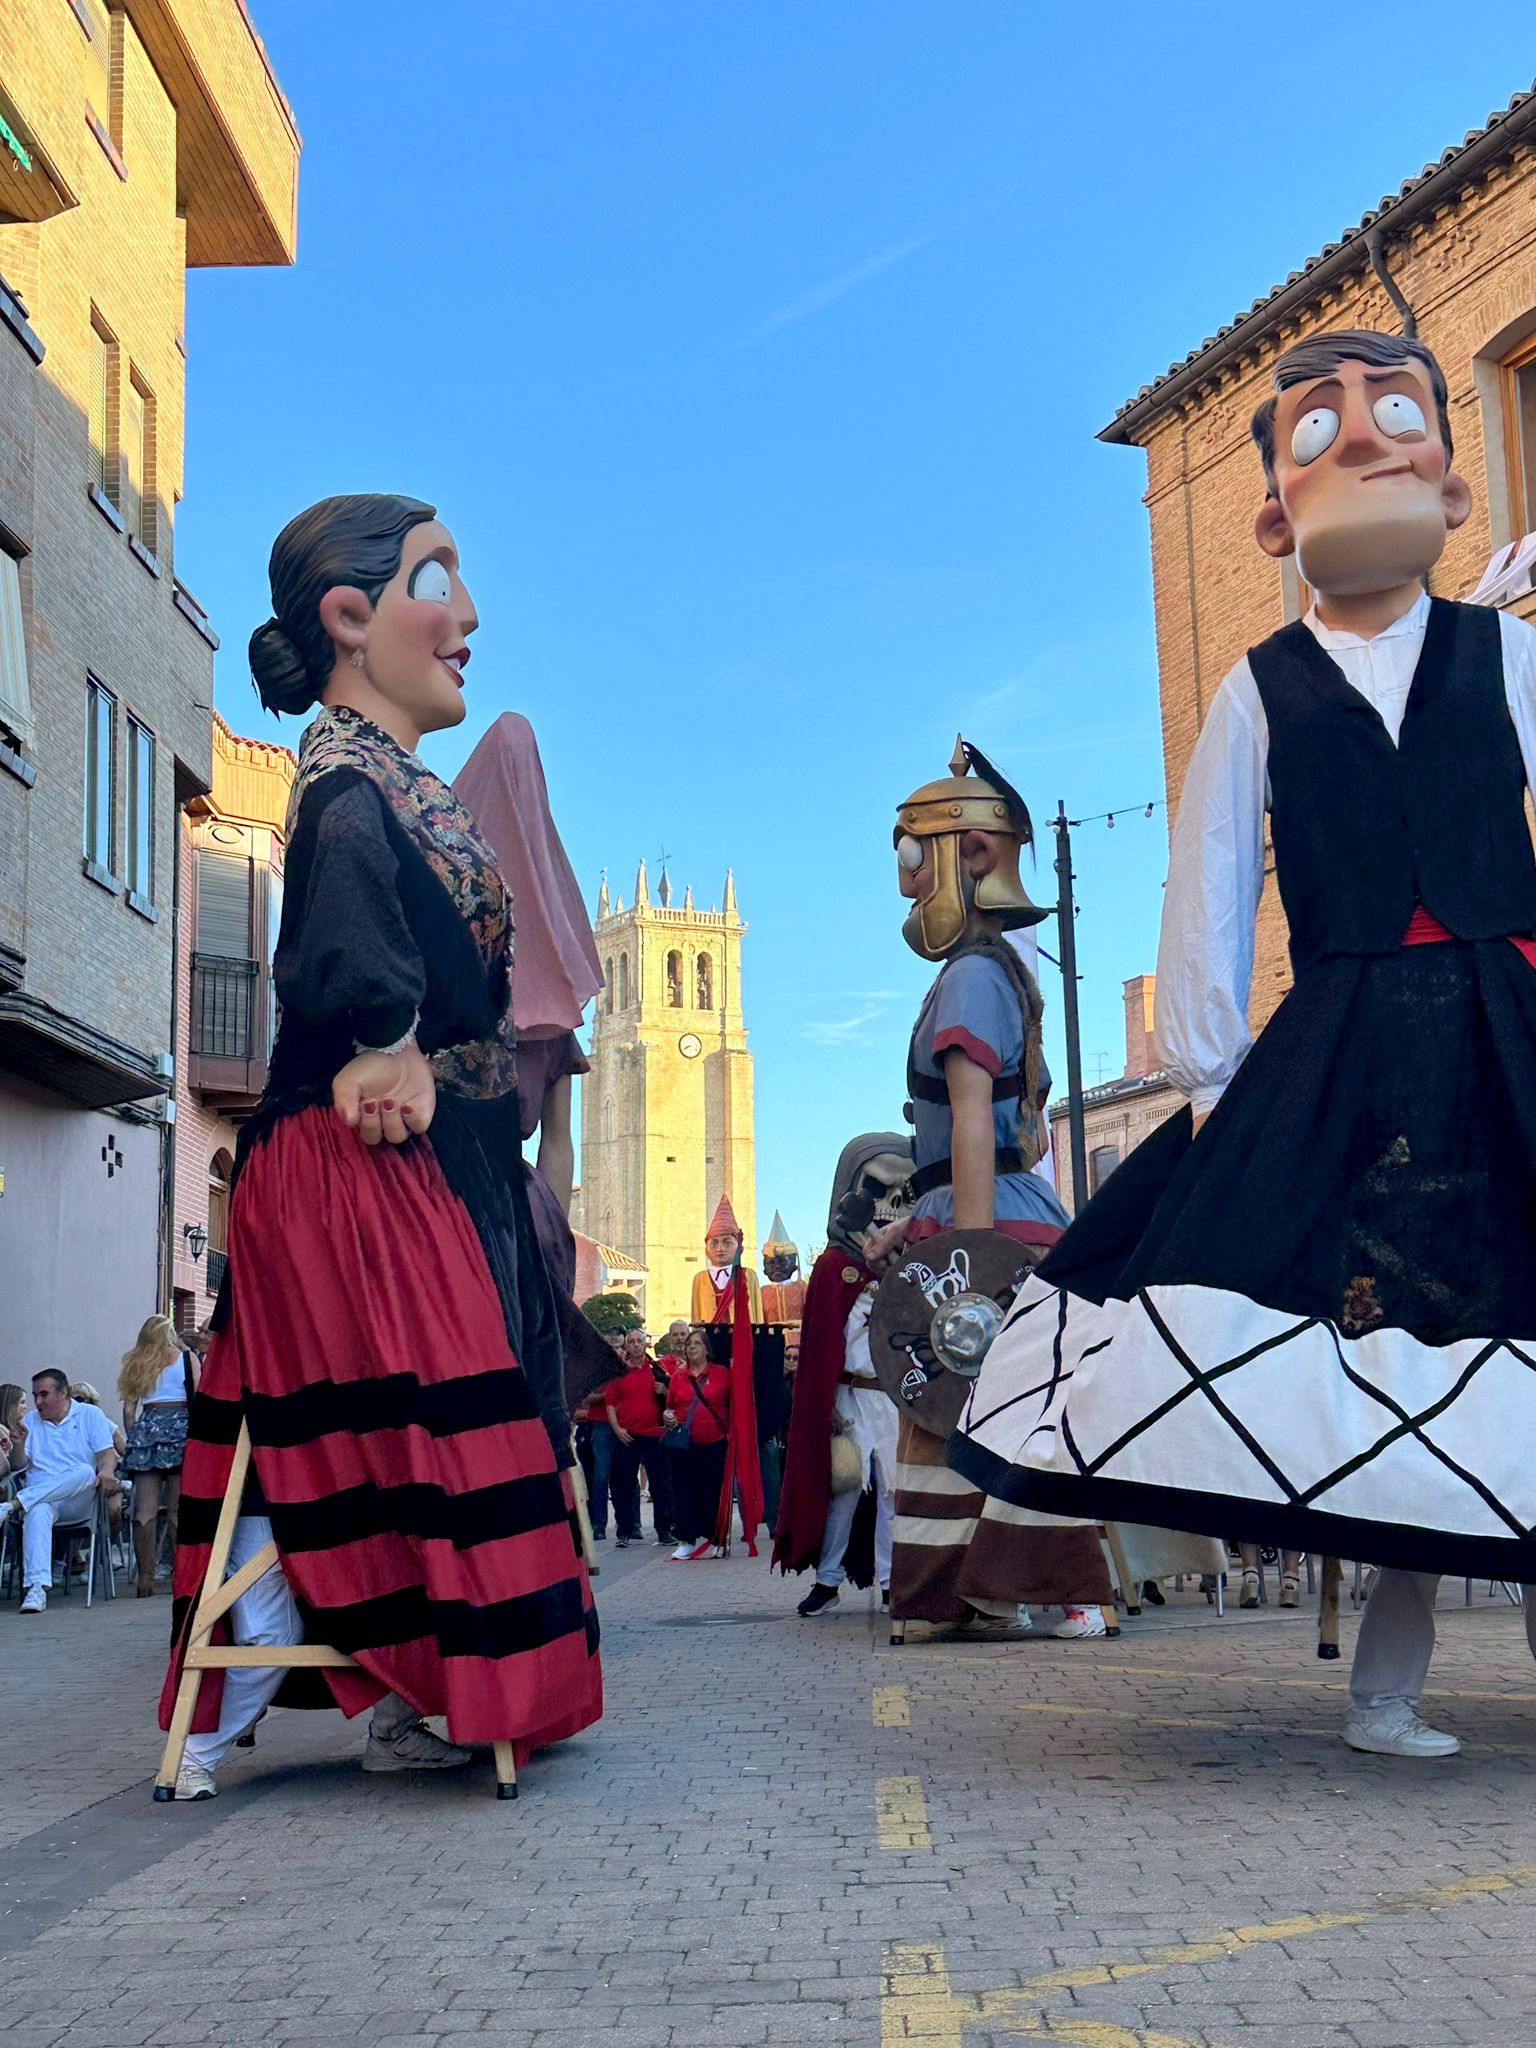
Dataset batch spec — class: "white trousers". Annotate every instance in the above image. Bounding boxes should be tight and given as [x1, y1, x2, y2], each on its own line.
[20, 1465, 97, 1590]
[182, 1514, 423, 1773]
[816, 1464, 894, 1590]
[1349, 1568, 1536, 1710]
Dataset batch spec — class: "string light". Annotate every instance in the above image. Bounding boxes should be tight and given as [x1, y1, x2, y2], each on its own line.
[1053, 800, 1161, 831]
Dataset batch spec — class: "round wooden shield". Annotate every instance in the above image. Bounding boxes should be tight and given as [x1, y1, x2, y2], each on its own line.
[869, 1229, 1043, 1438]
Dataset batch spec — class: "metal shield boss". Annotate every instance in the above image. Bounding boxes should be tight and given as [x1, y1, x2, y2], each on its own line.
[868, 1228, 1041, 1437]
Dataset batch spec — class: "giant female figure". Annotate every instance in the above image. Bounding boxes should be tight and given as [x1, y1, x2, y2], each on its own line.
[161, 496, 601, 1795]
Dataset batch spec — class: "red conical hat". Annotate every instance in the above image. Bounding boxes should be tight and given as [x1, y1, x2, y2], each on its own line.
[706, 1193, 742, 1243]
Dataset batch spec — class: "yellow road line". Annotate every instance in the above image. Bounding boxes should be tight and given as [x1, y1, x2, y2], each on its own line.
[876, 1773, 931, 1850]
[873, 1683, 912, 1727]
[885, 1864, 1536, 2044]
[881, 1943, 964, 2046]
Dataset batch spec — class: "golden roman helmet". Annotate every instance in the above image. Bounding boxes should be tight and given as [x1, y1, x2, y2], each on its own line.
[895, 737, 1046, 959]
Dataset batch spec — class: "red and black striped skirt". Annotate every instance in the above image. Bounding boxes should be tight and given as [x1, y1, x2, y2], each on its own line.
[160, 1103, 602, 1754]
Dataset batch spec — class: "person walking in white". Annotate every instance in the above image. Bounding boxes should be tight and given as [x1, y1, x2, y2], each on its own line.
[800, 1288, 897, 1611]
[0, 1370, 120, 1612]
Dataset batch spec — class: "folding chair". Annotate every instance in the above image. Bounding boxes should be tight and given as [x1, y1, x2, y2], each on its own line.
[53, 1489, 117, 1607]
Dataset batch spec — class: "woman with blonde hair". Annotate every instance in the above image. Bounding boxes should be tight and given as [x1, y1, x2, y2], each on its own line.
[118, 1315, 196, 1597]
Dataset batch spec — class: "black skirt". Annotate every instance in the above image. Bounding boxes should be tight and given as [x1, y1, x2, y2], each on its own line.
[1047, 940, 1536, 1345]
[948, 939, 1536, 1578]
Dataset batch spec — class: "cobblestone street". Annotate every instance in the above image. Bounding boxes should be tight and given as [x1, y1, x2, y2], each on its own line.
[5, 1556, 1536, 2047]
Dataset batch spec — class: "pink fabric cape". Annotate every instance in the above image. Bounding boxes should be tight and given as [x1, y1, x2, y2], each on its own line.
[452, 711, 603, 1036]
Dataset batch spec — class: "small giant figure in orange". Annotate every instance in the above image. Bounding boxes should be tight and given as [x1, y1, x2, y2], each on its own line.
[759, 1213, 807, 1327]
[690, 1194, 763, 1326]
[952, 328, 1536, 1753]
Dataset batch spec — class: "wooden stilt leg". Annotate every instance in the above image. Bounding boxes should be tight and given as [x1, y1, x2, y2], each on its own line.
[1103, 1525, 1138, 1616]
[1318, 1555, 1343, 1661]
[569, 1452, 599, 1575]
[1100, 1603, 1121, 1640]
[492, 1739, 519, 1801]
[154, 1425, 252, 1801]
[889, 1617, 906, 1647]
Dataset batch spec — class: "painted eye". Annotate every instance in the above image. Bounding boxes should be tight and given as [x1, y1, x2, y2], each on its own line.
[408, 559, 452, 606]
[897, 834, 925, 872]
[1372, 391, 1427, 439]
[1290, 408, 1340, 465]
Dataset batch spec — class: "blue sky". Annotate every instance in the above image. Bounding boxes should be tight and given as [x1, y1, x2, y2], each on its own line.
[179, 5, 1534, 1259]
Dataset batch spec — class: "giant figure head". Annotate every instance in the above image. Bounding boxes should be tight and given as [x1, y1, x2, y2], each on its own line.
[1249, 329, 1470, 598]
[894, 738, 1046, 962]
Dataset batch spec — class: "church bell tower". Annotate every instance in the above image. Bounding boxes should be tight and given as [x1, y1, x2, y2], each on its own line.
[574, 862, 755, 1323]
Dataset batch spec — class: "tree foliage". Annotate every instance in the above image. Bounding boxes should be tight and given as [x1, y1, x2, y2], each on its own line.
[580, 1290, 642, 1336]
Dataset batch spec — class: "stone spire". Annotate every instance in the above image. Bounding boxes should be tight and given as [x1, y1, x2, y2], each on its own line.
[723, 868, 738, 917]
[659, 867, 673, 908]
[596, 869, 610, 920]
[683, 883, 694, 911]
[635, 858, 649, 909]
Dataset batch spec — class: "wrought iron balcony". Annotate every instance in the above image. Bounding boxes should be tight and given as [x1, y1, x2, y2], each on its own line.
[188, 954, 267, 1109]
[205, 1247, 228, 1297]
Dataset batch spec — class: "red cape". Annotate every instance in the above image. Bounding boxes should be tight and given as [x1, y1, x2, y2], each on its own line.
[771, 1247, 873, 1574]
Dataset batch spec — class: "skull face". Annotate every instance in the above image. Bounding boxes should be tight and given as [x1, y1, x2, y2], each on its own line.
[834, 1154, 914, 1253]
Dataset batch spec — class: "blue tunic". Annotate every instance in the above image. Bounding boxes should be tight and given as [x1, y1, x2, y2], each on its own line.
[908, 953, 1069, 1235]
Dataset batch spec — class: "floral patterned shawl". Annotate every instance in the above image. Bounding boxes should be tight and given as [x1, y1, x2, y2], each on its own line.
[287, 705, 518, 1097]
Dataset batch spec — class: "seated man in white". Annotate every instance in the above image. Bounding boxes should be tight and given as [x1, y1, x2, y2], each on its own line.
[1, 1369, 120, 1612]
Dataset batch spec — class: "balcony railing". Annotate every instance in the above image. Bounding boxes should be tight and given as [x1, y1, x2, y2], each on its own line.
[205, 1247, 228, 1297]
[192, 953, 258, 1059]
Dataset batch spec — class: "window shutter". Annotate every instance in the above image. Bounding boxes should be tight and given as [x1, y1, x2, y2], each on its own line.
[88, 325, 108, 496]
[195, 849, 252, 957]
[0, 552, 32, 745]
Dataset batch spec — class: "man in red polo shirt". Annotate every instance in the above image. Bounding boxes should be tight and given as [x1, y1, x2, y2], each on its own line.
[601, 1332, 669, 1548]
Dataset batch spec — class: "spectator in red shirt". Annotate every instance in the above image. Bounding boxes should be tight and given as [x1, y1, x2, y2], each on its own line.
[663, 1331, 733, 1562]
[598, 1334, 670, 1548]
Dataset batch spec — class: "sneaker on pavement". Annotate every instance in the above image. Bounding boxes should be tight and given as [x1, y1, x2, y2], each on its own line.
[686, 1540, 713, 1561]
[19, 1584, 46, 1615]
[1052, 1607, 1106, 1640]
[1343, 1704, 1461, 1758]
[670, 1542, 694, 1560]
[797, 1581, 841, 1618]
[362, 1720, 473, 1773]
[174, 1759, 217, 1801]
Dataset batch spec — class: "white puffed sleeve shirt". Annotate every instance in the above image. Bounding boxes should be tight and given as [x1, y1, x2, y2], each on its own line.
[1153, 593, 1536, 1115]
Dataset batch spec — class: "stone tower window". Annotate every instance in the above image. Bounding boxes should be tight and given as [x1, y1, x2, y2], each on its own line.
[619, 950, 630, 1010]
[696, 952, 714, 1010]
[666, 949, 683, 1008]
[604, 960, 613, 1013]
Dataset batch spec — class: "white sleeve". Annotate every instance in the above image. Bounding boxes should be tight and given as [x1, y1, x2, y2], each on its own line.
[1153, 662, 1269, 1116]
[1499, 612, 1536, 792]
[83, 1406, 116, 1457]
[843, 1287, 875, 1370]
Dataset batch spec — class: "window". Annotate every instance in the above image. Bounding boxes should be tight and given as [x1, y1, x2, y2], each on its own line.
[696, 951, 714, 1010]
[666, 949, 683, 1008]
[0, 541, 32, 746]
[124, 716, 153, 898]
[604, 959, 613, 1014]
[80, 0, 123, 157]
[195, 848, 252, 957]
[618, 950, 630, 1010]
[122, 372, 154, 552]
[1088, 1144, 1121, 1196]
[1501, 332, 1536, 540]
[88, 319, 110, 498]
[83, 676, 115, 873]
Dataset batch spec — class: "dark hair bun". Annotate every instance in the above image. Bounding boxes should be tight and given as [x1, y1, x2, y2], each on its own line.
[248, 616, 317, 717]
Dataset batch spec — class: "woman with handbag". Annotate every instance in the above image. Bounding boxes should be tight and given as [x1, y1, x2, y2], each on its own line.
[118, 1315, 197, 1597]
[662, 1331, 732, 1562]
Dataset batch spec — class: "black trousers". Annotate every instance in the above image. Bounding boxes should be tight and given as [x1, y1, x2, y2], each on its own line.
[669, 1439, 726, 1544]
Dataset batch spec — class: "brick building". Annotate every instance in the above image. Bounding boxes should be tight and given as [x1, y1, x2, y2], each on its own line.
[1104, 85, 1536, 1028]
[0, 4, 296, 1389]
[1049, 972, 1180, 1215]
[168, 714, 292, 1332]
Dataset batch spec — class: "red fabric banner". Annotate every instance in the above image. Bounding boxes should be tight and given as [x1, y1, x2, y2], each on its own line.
[714, 1263, 762, 1553]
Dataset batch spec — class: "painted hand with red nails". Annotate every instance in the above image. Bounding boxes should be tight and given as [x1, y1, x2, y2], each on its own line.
[332, 1045, 436, 1147]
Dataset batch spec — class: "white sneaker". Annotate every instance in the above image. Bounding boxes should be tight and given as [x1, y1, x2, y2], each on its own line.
[19, 1584, 45, 1615]
[1017, 1605, 1033, 1632]
[174, 1759, 217, 1800]
[1343, 1703, 1461, 1758]
[1052, 1607, 1106, 1640]
[670, 1543, 694, 1561]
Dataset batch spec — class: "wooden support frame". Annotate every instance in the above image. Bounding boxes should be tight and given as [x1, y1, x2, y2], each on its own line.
[153, 1424, 517, 1801]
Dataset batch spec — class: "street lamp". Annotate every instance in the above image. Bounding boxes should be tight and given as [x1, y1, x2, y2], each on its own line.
[182, 1221, 208, 1263]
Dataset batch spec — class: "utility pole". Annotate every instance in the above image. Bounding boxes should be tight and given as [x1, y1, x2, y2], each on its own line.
[1051, 800, 1088, 1211]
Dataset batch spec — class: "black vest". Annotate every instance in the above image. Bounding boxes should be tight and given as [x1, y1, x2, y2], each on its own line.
[1247, 598, 1536, 973]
